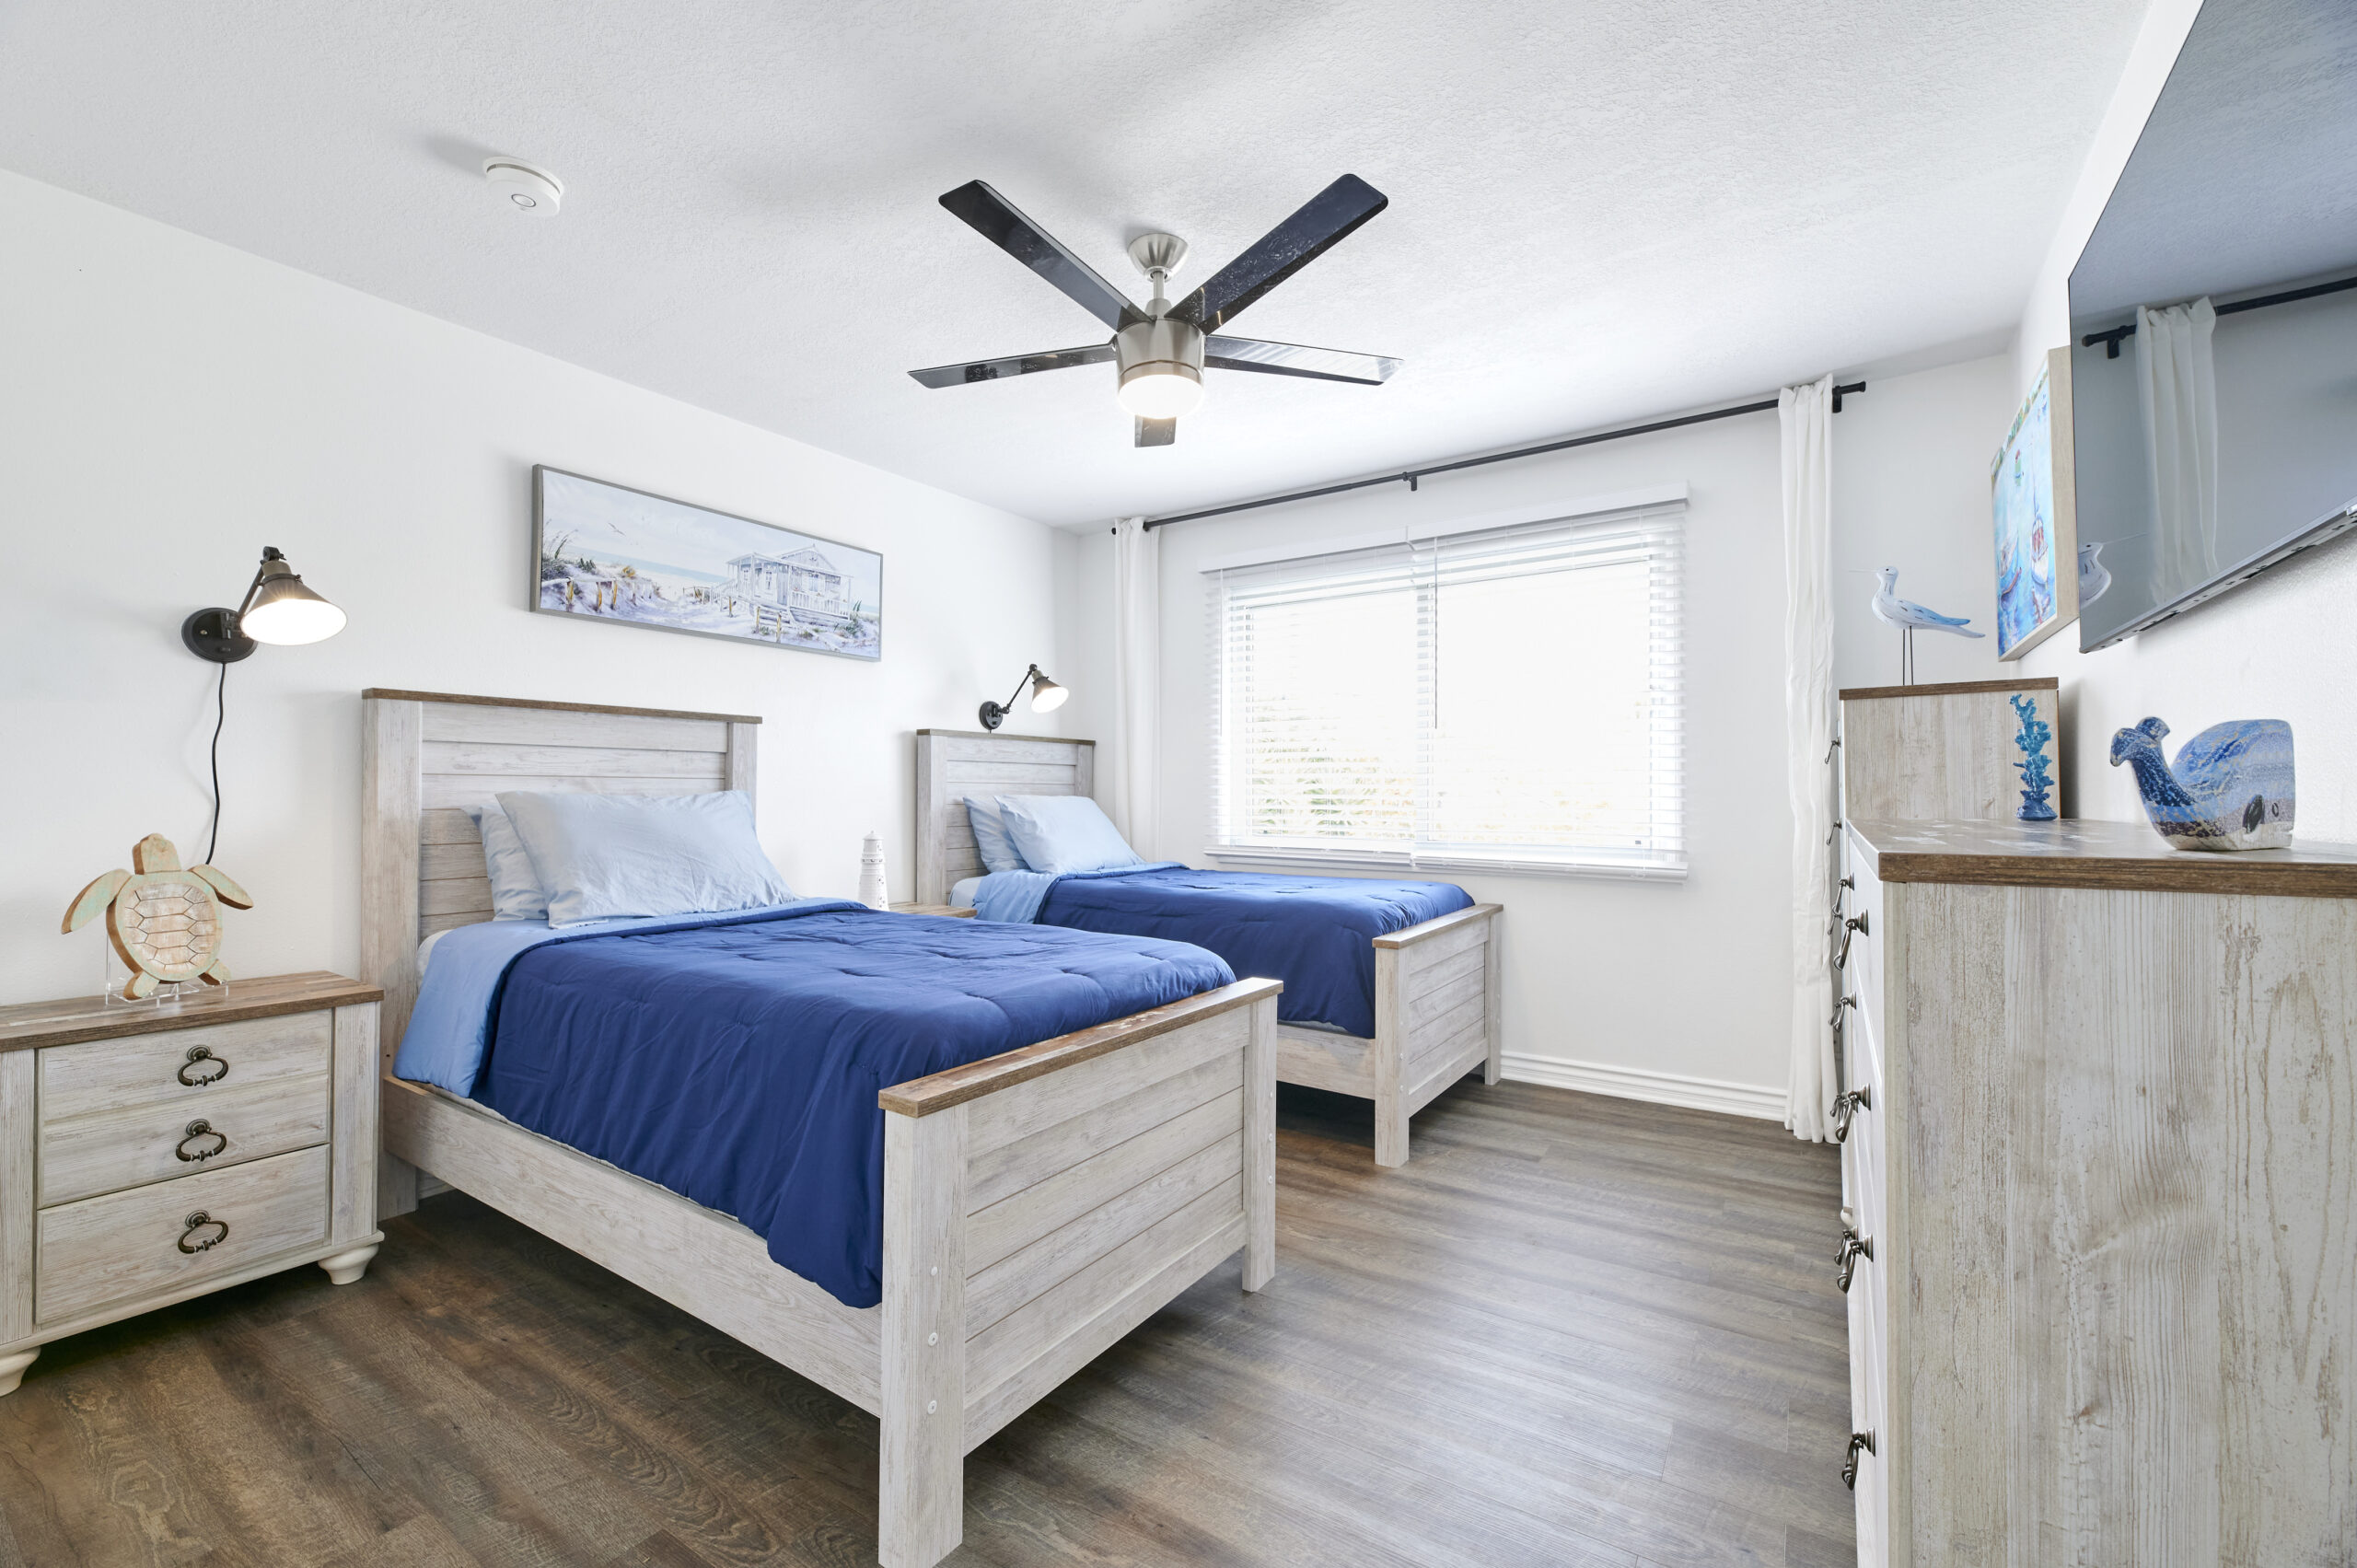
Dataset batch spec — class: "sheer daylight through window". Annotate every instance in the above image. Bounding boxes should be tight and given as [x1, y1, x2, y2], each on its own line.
[1209, 502, 1685, 877]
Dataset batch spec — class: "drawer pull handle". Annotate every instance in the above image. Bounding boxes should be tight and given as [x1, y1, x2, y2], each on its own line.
[1832, 1085, 1872, 1143]
[174, 1121, 229, 1163]
[1829, 993, 1855, 1028]
[1838, 1227, 1874, 1293]
[177, 1212, 230, 1254]
[177, 1046, 230, 1086]
[1842, 1430, 1875, 1490]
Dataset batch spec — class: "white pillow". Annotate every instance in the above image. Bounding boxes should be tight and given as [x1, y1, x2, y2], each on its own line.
[994, 795, 1145, 877]
[496, 789, 795, 927]
[466, 804, 550, 921]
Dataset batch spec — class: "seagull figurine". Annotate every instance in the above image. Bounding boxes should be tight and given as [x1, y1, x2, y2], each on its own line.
[2079, 540, 2111, 607]
[1871, 566, 1982, 683]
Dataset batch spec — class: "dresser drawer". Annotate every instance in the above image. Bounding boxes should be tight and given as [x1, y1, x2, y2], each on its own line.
[38, 1072, 331, 1207]
[37, 1010, 331, 1124]
[36, 1145, 330, 1325]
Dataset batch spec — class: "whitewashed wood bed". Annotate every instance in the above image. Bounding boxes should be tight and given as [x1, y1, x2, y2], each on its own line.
[360, 691, 1277, 1568]
[914, 728, 1500, 1167]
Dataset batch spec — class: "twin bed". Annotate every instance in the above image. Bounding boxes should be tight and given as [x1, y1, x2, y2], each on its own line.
[360, 691, 1277, 1568]
[914, 728, 1503, 1168]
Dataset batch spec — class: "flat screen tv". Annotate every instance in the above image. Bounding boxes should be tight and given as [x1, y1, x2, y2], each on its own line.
[2068, 0, 2357, 651]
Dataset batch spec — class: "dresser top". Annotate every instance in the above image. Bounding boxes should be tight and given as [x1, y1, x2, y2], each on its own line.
[0, 971, 382, 1052]
[1848, 818, 2357, 899]
[1838, 676, 2059, 702]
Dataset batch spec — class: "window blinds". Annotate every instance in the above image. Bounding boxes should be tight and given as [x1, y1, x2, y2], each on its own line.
[1208, 502, 1685, 877]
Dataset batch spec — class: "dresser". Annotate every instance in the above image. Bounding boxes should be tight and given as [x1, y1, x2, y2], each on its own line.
[1839, 677, 2059, 821]
[1834, 819, 2356, 1566]
[0, 972, 383, 1396]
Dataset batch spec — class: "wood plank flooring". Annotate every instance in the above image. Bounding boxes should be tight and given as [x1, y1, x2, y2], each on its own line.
[0, 1081, 1852, 1567]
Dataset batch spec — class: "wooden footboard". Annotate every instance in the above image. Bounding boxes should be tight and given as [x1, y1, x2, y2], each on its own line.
[875, 977, 1278, 1566]
[380, 978, 1279, 1568]
[1273, 902, 1501, 1167]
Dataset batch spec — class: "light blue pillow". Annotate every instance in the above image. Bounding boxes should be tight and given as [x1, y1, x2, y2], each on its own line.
[964, 796, 1028, 874]
[496, 789, 795, 927]
[994, 795, 1144, 876]
[465, 804, 549, 921]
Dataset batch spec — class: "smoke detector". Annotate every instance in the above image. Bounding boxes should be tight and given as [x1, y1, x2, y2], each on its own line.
[483, 158, 563, 216]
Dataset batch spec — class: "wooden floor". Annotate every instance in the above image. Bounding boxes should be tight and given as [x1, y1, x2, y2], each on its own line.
[0, 1081, 1852, 1568]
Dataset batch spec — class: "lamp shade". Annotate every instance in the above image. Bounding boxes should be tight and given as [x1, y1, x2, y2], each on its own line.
[238, 552, 345, 645]
[1029, 672, 1068, 713]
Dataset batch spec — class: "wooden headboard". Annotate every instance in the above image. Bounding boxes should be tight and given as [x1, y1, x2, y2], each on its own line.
[359, 689, 759, 1053]
[912, 728, 1095, 905]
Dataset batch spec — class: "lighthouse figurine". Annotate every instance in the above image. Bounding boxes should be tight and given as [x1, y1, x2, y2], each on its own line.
[859, 830, 888, 910]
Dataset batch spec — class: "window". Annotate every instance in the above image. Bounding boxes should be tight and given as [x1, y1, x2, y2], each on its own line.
[1207, 500, 1685, 878]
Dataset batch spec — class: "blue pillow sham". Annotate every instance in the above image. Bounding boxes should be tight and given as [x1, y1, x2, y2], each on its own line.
[496, 789, 795, 927]
[964, 796, 1028, 873]
[994, 794, 1144, 876]
[466, 804, 550, 921]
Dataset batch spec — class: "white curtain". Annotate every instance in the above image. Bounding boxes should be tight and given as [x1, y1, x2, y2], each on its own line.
[2137, 296, 2220, 601]
[1780, 375, 1838, 1144]
[1110, 517, 1160, 856]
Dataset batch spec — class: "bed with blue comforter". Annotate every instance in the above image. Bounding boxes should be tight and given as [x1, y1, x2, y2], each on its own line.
[961, 866, 1471, 1039]
[391, 900, 1235, 1308]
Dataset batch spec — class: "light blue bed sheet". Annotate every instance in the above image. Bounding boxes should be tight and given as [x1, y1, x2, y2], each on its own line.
[965, 864, 1185, 923]
[394, 900, 850, 1098]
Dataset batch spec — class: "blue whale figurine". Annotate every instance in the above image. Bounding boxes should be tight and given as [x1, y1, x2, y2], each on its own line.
[2108, 717, 2294, 851]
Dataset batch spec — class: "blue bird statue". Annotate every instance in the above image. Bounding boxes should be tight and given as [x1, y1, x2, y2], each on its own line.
[1871, 567, 1983, 683]
[2108, 716, 2295, 851]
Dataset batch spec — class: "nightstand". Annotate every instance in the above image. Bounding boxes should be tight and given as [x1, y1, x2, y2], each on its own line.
[888, 903, 979, 918]
[0, 971, 383, 1396]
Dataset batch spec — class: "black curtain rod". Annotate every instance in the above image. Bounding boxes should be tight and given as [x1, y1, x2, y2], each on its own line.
[2080, 272, 2357, 358]
[1142, 382, 1866, 529]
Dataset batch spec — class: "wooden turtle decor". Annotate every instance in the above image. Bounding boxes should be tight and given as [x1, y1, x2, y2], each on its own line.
[64, 834, 253, 999]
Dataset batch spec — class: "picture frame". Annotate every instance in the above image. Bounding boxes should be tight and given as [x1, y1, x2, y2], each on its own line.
[530, 466, 883, 661]
[1990, 346, 2079, 661]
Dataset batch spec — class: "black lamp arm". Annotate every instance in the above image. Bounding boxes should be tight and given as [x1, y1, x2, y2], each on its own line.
[1000, 664, 1043, 712]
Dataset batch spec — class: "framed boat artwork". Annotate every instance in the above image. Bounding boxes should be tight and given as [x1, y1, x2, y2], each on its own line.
[1990, 346, 2079, 660]
[530, 466, 883, 660]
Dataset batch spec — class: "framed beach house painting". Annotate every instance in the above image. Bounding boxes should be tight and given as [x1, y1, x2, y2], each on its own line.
[531, 467, 882, 660]
[1990, 346, 2079, 660]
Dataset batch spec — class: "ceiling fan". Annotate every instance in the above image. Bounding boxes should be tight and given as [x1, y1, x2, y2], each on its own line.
[909, 174, 1401, 447]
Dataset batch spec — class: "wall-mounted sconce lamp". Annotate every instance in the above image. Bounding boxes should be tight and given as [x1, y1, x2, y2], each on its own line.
[176, 547, 347, 864]
[180, 547, 347, 663]
[979, 664, 1067, 731]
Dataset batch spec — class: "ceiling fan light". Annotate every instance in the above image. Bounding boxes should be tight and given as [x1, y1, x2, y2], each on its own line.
[1118, 364, 1204, 419]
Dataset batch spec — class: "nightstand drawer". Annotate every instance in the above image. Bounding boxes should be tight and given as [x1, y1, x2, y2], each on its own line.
[36, 1145, 330, 1325]
[38, 1010, 331, 1123]
[38, 1073, 331, 1207]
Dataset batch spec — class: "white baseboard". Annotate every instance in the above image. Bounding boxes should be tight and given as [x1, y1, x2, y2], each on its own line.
[1500, 1052, 1784, 1121]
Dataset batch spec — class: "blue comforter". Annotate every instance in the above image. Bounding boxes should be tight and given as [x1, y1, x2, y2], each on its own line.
[392, 905, 1235, 1308]
[974, 865, 1472, 1038]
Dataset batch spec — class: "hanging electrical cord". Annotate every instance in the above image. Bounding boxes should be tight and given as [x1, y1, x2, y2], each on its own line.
[203, 662, 227, 865]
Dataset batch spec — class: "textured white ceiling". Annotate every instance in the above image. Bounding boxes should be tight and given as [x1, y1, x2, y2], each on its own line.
[0, 0, 2150, 528]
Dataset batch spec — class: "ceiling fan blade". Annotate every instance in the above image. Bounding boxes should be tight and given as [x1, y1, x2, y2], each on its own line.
[1204, 335, 1399, 386]
[939, 180, 1144, 331]
[1134, 417, 1177, 447]
[1175, 174, 1389, 332]
[909, 343, 1114, 389]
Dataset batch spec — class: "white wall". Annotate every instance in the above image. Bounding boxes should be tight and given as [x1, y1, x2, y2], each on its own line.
[0, 169, 1069, 1006]
[2009, 0, 2357, 835]
[1830, 354, 2020, 694]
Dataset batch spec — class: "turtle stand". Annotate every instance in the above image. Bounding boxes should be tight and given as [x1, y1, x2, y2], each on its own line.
[100, 934, 197, 1008]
